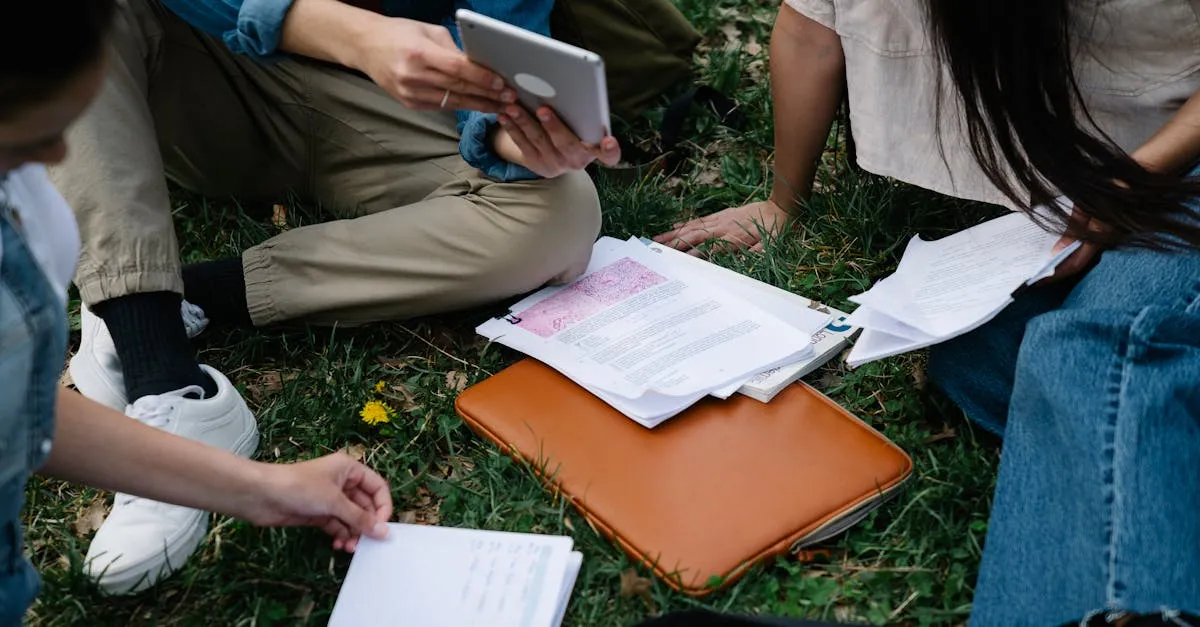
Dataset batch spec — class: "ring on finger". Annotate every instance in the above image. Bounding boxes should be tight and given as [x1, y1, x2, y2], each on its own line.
[439, 89, 451, 109]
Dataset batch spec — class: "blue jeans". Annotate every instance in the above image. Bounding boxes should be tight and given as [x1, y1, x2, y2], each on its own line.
[0, 206, 68, 625]
[929, 204, 1200, 623]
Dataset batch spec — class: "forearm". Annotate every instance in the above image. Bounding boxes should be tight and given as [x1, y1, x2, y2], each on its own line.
[278, 0, 381, 71]
[1131, 90, 1200, 174]
[767, 4, 846, 213]
[40, 390, 264, 518]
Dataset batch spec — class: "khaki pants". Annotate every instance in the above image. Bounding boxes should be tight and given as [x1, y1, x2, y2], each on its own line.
[50, 0, 601, 326]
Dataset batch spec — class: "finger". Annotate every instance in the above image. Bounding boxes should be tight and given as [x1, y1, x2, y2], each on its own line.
[347, 464, 395, 528]
[328, 488, 384, 541]
[507, 106, 558, 159]
[655, 215, 710, 243]
[419, 37, 506, 94]
[1042, 242, 1100, 284]
[410, 87, 506, 114]
[599, 137, 622, 166]
[418, 69, 516, 102]
[750, 241, 765, 254]
[537, 109, 593, 168]
[323, 518, 352, 543]
[498, 115, 546, 171]
[672, 226, 723, 254]
[1052, 235, 1075, 254]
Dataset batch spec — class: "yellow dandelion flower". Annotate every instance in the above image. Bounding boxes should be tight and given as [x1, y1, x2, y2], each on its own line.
[359, 400, 394, 426]
[373, 380, 386, 393]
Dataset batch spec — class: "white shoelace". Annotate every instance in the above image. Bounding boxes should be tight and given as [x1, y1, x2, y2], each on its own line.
[116, 386, 206, 507]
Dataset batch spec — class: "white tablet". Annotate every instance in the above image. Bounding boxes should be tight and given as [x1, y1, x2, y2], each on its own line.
[456, 9, 611, 145]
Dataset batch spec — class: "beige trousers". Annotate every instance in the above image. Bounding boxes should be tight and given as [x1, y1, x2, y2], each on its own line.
[50, 0, 601, 326]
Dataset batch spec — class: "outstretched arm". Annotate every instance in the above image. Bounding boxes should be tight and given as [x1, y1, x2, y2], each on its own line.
[41, 389, 393, 552]
[655, 2, 845, 255]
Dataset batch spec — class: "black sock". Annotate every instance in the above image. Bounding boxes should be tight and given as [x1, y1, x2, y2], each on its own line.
[92, 291, 217, 401]
[182, 258, 253, 329]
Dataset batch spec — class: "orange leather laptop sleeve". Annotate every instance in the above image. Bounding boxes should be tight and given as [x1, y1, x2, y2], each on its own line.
[454, 359, 913, 596]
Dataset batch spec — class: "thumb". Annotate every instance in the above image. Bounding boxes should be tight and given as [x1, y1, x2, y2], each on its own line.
[331, 491, 389, 540]
[1052, 236, 1075, 254]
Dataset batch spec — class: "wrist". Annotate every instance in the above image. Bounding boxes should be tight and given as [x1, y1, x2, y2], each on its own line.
[224, 459, 275, 522]
[340, 12, 389, 74]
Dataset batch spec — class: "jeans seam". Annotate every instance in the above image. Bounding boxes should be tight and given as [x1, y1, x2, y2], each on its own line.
[1104, 317, 1132, 610]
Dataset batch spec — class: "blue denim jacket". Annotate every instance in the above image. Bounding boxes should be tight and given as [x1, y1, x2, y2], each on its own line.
[160, 0, 550, 181]
[0, 204, 68, 624]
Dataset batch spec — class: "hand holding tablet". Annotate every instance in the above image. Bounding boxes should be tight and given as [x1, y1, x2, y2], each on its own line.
[456, 10, 621, 177]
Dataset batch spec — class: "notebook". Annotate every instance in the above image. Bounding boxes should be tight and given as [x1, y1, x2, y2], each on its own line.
[329, 523, 583, 627]
[455, 359, 913, 596]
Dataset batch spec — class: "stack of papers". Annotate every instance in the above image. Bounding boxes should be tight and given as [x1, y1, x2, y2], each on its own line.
[845, 210, 1080, 367]
[640, 240, 859, 402]
[477, 237, 833, 427]
[329, 524, 582, 627]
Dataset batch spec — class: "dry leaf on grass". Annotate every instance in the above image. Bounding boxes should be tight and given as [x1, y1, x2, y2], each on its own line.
[817, 372, 844, 389]
[445, 371, 468, 393]
[73, 500, 109, 537]
[745, 41, 763, 56]
[246, 370, 284, 403]
[719, 22, 741, 47]
[619, 569, 655, 608]
[387, 383, 420, 412]
[922, 428, 957, 445]
[401, 486, 442, 525]
[344, 443, 367, 462]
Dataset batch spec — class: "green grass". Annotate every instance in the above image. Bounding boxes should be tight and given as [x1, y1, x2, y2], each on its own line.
[24, 2, 1009, 625]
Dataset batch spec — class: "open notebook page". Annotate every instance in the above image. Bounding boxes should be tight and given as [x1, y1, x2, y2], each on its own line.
[329, 524, 579, 627]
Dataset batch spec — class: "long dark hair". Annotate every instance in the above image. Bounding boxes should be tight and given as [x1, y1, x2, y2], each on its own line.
[0, 1, 117, 119]
[926, 0, 1200, 249]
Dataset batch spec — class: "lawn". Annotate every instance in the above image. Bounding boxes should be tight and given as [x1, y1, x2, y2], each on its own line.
[25, 1, 1009, 625]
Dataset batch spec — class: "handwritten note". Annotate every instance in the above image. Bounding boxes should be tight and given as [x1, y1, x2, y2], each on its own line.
[329, 524, 581, 627]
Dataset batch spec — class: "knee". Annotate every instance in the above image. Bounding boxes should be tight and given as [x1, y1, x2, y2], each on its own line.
[488, 171, 601, 284]
[529, 170, 602, 245]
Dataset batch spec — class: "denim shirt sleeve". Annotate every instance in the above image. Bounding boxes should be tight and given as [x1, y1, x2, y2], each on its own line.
[160, 0, 294, 60]
[446, 0, 555, 182]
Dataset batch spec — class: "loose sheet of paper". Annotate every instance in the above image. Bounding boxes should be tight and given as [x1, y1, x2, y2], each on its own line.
[479, 237, 813, 399]
[848, 212, 1075, 337]
[329, 524, 579, 627]
[845, 210, 1080, 367]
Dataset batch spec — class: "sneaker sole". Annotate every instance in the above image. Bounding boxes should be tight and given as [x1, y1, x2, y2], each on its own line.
[92, 509, 210, 596]
[94, 420, 260, 595]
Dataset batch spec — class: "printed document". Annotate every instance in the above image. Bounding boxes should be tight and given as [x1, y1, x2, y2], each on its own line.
[478, 237, 815, 400]
[846, 209, 1080, 367]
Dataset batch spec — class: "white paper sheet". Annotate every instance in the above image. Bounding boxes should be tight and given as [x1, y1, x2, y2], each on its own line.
[478, 237, 813, 399]
[845, 209, 1080, 367]
[329, 524, 579, 627]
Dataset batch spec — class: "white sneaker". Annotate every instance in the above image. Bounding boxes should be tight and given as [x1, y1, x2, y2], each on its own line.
[70, 301, 210, 411]
[84, 365, 259, 595]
